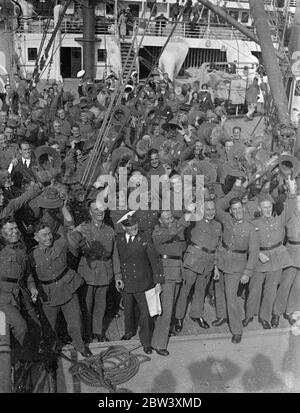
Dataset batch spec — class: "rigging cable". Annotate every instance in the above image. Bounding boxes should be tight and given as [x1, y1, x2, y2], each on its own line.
[81, 0, 159, 186]
[84, 0, 202, 185]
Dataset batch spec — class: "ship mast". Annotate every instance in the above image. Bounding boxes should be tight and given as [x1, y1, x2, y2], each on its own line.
[288, 0, 300, 154]
[198, 0, 296, 152]
[249, 0, 295, 151]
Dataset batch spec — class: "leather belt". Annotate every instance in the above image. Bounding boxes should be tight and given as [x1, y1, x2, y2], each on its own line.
[1, 277, 18, 284]
[222, 241, 246, 254]
[190, 242, 216, 254]
[287, 240, 300, 245]
[40, 267, 69, 285]
[260, 241, 282, 251]
[160, 254, 182, 260]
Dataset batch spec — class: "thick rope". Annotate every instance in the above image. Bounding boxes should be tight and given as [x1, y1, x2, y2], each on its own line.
[59, 345, 151, 393]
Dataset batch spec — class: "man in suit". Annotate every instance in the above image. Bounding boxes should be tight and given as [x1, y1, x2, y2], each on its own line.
[0, 84, 19, 114]
[10, 141, 39, 189]
[115, 212, 164, 354]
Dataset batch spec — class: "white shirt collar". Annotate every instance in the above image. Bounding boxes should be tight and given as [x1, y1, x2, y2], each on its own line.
[125, 234, 135, 243]
[22, 157, 30, 166]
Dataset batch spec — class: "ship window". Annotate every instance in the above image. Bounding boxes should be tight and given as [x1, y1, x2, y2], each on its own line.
[241, 12, 249, 24]
[229, 10, 238, 21]
[106, 3, 114, 15]
[295, 81, 300, 97]
[97, 49, 107, 62]
[28, 48, 37, 61]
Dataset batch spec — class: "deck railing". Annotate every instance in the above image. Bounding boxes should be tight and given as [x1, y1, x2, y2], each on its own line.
[18, 16, 279, 43]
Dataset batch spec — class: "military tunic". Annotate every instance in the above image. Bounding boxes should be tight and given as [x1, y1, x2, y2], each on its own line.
[274, 206, 300, 315]
[68, 222, 121, 338]
[30, 232, 85, 352]
[0, 242, 35, 344]
[246, 196, 296, 322]
[176, 218, 222, 321]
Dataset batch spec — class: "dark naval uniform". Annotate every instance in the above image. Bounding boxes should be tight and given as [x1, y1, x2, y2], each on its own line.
[0, 241, 36, 344]
[215, 189, 258, 336]
[68, 222, 121, 338]
[175, 217, 221, 321]
[30, 232, 85, 353]
[152, 216, 189, 350]
[116, 231, 164, 348]
[247, 196, 295, 323]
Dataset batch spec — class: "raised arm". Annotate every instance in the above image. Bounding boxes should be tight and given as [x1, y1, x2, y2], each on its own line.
[0, 183, 42, 219]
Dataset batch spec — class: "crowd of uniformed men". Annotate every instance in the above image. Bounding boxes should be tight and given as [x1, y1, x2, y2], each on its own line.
[0, 68, 299, 360]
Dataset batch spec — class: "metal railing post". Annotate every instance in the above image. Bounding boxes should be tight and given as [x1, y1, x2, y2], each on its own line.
[0, 311, 11, 393]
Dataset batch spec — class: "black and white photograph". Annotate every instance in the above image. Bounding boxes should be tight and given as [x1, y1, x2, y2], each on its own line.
[0, 0, 299, 400]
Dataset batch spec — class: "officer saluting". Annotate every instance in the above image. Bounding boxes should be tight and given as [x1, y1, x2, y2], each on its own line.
[115, 211, 164, 354]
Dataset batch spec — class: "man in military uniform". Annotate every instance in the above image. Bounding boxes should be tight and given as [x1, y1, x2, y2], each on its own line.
[215, 179, 259, 343]
[175, 200, 222, 332]
[0, 218, 38, 350]
[151, 210, 190, 356]
[243, 181, 296, 329]
[272, 192, 300, 326]
[115, 212, 164, 354]
[67, 183, 90, 226]
[31, 221, 90, 357]
[67, 201, 121, 342]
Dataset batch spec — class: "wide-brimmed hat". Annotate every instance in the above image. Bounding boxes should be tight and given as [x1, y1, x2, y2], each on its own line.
[124, 84, 134, 93]
[161, 122, 180, 131]
[36, 187, 64, 209]
[136, 135, 152, 157]
[278, 152, 300, 179]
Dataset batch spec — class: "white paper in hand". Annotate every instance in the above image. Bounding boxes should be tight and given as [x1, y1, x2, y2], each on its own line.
[145, 287, 162, 317]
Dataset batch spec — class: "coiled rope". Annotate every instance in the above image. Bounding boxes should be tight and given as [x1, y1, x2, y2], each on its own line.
[59, 345, 151, 393]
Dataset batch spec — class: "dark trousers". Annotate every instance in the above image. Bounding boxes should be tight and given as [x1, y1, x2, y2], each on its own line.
[42, 294, 85, 352]
[85, 284, 109, 336]
[122, 290, 154, 348]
